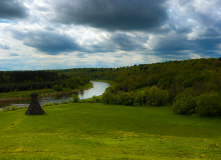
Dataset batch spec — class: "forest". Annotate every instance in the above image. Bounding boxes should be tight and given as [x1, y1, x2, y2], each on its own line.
[58, 57, 221, 116]
[1, 58, 221, 116]
[0, 70, 90, 93]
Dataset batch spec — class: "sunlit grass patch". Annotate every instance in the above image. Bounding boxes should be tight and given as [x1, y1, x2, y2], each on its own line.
[2, 105, 19, 112]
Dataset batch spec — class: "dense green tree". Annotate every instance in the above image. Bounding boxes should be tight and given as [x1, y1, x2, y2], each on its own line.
[196, 92, 221, 116]
[102, 91, 114, 104]
[145, 86, 169, 106]
[71, 94, 80, 103]
[172, 96, 197, 114]
[135, 92, 146, 106]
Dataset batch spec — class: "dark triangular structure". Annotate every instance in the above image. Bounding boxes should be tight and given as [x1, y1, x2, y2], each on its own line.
[25, 92, 45, 115]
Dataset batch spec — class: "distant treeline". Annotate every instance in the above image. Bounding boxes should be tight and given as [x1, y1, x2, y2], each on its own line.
[58, 58, 221, 96]
[0, 71, 89, 92]
[58, 58, 221, 116]
[1, 58, 221, 116]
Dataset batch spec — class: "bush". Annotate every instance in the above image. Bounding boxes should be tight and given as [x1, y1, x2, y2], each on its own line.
[92, 96, 101, 103]
[135, 92, 146, 106]
[115, 91, 134, 106]
[42, 102, 56, 107]
[122, 92, 134, 106]
[102, 91, 114, 104]
[172, 96, 197, 114]
[61, 100, 68, 104]
[52, 85, 63, 91]
[145, 86, 169, 106]
[196, 92, 221, 116]
[2, 107, 7, 112]
[2, 106, 19, 112]
[71, 94, 80, 103]
[11, 106, 19, 111]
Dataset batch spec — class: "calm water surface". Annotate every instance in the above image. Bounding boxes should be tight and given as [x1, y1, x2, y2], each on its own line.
[0, 81, 110, 109]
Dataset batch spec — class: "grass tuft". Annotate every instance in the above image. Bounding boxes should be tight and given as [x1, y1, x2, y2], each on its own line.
[2, 105, 19, 112]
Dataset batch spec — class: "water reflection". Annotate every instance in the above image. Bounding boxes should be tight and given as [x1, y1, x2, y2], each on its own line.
[0, 81, 110, 109]
[78, 81, 110, 99]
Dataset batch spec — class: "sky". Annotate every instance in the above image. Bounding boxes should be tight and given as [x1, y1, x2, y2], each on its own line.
[0, 0, 221, 70]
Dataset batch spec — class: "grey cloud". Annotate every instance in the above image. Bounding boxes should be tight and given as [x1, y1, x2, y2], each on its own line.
[52, 0, 168, 31]
[12, 30, 81, 55]
[81, 32, 149, 53]
[177, 0, 221, 27]
[76, 53, 87, 58]
[149, 32, 193, 52]
[195, 38, 221, 51]
[147, 29, 221, 60]
[10, 53, 19, 56]
[0, 0, 28, 19]
[111, 32, 148, 51]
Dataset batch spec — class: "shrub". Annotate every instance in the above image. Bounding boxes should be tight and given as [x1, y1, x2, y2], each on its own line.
[135, 92, 146, 106]
[42, 102, 56, 107]
[72, 94, 80, 103]
[92, 96, 101, 103]
[2, 107, 7, 112]
[122, 92, 134, 106]
[11, 106, 18, 111]
[145, 86, 169, 106]
[196, 92, 221, 116]
[102, 91, 114, 104]
[61, 100, 68, 104]
[2, 106, 19, 112]
[172, 96, 197, 114]
[52, 85, 63, 91]
[115, 91, 134, 106]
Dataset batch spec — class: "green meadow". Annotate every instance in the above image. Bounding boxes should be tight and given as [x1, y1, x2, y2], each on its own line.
[0, 103, 221, 160]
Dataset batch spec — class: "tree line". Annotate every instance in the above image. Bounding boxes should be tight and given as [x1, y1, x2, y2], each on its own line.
[0, 71, 90, 92]
[60, 58, 221, 116]
[1, 58, 221, 116]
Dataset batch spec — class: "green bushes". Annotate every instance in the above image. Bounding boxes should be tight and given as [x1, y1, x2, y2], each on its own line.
[102, 86, 169, 107]
[197, 92, 221, 116]
[145, 86, 169, 106]
[52, 85, 63, 91]
[102, 91, 114, 104]
[42, 102, 58, 107]
[172, 96, 197, 114]
[91, 95, 101, 103]
[2, 106, 19, 112]
[116, 92, 134, 106]
[71, 94, 80, 103]
[172, 92, 221, 116]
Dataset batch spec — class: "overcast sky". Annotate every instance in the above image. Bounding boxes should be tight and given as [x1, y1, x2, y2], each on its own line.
[0, 0, 221, 70]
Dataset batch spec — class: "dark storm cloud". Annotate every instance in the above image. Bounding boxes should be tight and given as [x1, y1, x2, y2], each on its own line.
[0, 0, 28, 19]
[111, 32, 148, 51]
[152, 35, 220, 53]
[151, 35, 193, 52]
[195, 38, 221, 51]
[147, 28, 221, 60]
[12, 30, 81, 55]
[81, 32, 149, 53]
[52, 0, 168, 31]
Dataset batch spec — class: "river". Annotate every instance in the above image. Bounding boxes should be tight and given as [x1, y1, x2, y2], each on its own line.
[0, 81, 110, 109]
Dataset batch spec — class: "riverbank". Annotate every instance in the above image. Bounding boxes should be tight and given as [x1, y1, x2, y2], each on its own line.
[0, 82, 93, 103]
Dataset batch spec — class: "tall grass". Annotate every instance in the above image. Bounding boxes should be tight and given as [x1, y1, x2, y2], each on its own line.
[2, 105, 19, 112]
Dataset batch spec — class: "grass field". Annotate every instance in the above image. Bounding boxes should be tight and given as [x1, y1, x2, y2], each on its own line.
[0, 103, 221, 159]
